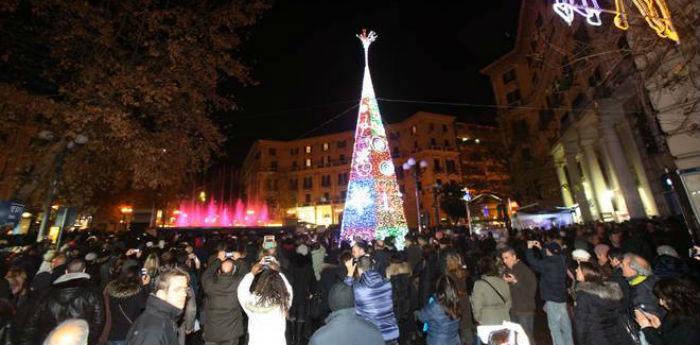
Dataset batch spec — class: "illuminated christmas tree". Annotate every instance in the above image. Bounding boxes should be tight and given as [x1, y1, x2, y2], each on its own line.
[340, 30, 409, 249]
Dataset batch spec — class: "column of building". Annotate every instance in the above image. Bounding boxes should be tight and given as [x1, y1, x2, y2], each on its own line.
[555, 161, 575, 207]
[563, 142, 594, 222]
[581, 141, 615, 221]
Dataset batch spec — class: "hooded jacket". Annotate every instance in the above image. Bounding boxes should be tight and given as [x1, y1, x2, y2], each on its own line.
[574, 281, 636, 345]
[308, 308, 385, 345]
[103, 278, 148, 341]
[125, 295, 182, 345]
[16, 272, 105, 345]
[201, 259, 245, 342]
[344, 271, 399, 341]
[417, 297, 461, 345]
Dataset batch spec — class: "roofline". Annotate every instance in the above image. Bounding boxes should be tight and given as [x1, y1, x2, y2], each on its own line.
[480, 0, 527, 75]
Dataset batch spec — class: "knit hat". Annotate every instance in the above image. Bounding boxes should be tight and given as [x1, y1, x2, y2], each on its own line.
[656, 245, 679, 258]
[572, 249, 591, 262]
[594, 244, 610, 257]
[545, 242, 562, 255]
[328, 283, 355, 311]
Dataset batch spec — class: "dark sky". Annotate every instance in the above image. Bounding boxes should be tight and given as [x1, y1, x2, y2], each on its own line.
[222, 0, 521, 163]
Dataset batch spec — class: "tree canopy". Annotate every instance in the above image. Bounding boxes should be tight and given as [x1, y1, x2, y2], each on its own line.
[0, 0, 270, 208]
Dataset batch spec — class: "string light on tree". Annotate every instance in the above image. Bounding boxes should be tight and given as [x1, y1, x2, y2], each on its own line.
[340, 29, 409, 249]
[551, 0, 679, 42]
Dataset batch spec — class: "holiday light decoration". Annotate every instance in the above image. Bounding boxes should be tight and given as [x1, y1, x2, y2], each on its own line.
[340, 30, 409, 249]
[552, 0, 679, 42]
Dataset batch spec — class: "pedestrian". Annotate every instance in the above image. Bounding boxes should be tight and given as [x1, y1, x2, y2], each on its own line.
[634, 277, 700, 345]
[308, 282, 384, 345]
[100, 264, 150, 345]
[16, 259, 105, 345]
[125, 267, 190, 345]
[573, 262, 635, 345]
[386, 257, 415, 345]
[287, 243, 316, 345]
[500, 246, 536, 344]
[593, 244, 612, 277]
[237, 257, 293, 345]
[201, 256, 245, 345]
[444, 252, 474, 345]
[607, 248, 630, 307]
[344, 255, 400, 344]
[622, 253, 663, 317]
[30, 252, 67, 296]
[525, 240, 573, 345]
[417, 275, 461, 345]
[471, 255, 511, 325]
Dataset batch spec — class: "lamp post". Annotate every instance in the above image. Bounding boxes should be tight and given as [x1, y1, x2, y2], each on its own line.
[462, 187, 472, 235]
[403, 157, 428, 233]
[433, 183, 442, 230]
[120, 206, 134, 231]
[36, 132, 88, 242]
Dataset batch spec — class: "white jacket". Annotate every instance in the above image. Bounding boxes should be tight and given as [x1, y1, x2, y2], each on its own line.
[237, 271, 293, 345]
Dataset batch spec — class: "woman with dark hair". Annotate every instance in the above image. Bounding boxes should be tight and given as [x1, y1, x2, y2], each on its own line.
[237, 257, 293, 345]
[417, 275, 462, 345]
[573, 262, 635, 345]
[101, 264, 150, 345]
[635, 278, 700, 345]
[471, 255, 511, 325]
[444, 252, 474, 345]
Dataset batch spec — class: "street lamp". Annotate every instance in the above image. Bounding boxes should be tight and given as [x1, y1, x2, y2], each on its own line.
[120, 205, 134, 231]
[462, 187, 472, 235]
[433, 183, 442, 230]
[403, 158, 428, 233]
[37, 133, 89, 242]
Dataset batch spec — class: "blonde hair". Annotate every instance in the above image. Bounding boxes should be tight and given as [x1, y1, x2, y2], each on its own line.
[445, 253, 466, 280]
[385, 262, 412, 278]
[144, 252, 160, 276]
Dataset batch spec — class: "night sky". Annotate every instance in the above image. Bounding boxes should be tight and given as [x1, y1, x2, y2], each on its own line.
[222, 0, 521, 163]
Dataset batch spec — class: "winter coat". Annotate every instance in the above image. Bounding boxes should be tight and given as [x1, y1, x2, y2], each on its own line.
[418, 251, 439, 305]
[201, 259, 245, 342]
[608, 267, 630, 308]
[237, 271, 293, 345]
[344, 271, 399, 341]
[642, 316, 700, 345]
[287, 252, 317, 321]
[446, 270, 474, 337]
[417, 297, 461, 345]
[125, 295, 182, 345]
[653, 255, 688, 279]
[406, 244, 423, 273]
[308, 308, 385, 345]
[389, 272, 417, 322]
[28, 264, 65, 296]
[504, 261, 537, 314]
[525, 249, 568, 303]
[471, 275, 512, 325]
[373, 249, 391, 276]
[574, 281, 636, 345]
[104, 279, 149, 341]
[628, 275, 663, 317]
[15, 272, 105, 345]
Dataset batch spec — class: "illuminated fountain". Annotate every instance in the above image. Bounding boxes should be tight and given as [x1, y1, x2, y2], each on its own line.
[175, 199, 270, 227]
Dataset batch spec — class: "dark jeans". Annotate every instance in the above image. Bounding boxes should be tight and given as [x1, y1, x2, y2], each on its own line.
[511, 312, 535, 345]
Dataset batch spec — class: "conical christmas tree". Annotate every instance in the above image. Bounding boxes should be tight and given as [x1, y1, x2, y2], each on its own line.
[340, 30, 409, 249]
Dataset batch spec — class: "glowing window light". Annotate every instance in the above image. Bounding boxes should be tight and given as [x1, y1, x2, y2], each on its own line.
[340, 30, 409, 249]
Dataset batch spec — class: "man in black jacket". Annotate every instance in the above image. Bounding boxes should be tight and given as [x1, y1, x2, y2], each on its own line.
[126, 267, 190, 345]
[501, 246, 537, 344]
[525, 241, 573, 345]
[201, 255, 245, 345]
[16, 259, 105, 345]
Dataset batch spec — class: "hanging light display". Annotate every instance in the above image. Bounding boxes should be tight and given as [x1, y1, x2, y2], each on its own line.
[340, 30, 409, 249]
[552, 0, 679, 42]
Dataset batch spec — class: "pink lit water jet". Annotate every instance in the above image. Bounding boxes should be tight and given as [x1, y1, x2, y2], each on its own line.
[175, 199, 271, 227]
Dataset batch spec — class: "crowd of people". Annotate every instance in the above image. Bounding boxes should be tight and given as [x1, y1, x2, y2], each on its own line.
[0, 217, 699, 345]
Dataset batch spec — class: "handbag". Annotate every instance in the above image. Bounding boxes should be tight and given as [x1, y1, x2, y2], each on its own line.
[618, 311, 642, 345]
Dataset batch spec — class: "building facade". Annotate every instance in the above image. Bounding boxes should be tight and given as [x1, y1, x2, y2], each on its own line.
[481, 1, 682, 222]
[240, 111, 510, 228]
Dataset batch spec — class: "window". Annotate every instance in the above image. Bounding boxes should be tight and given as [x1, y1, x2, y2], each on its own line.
[337, 140, 347, 148]
[305, 145, 312, 154]
[429, 123, 435, 131]
[442, 124, 448, 132]
[340, 190, 347, 200]
[323, 192, 330, 203]
[444, 139, 451, 147]
[303, 176, 313, 189]
[290, 148, 299, 155]
[268, 148, 276, 156]
[502, 69, 517, 84]
[535, 13, 543, 28]
[323, 142, 329, 151]
[414, 141, 418, 149]
[411, 125, 417, 134]
[289, 178, 298, 190]
[305, 194, 311, 203]
[305, 158, 312, 168]
[433, 158, 443, 172]
[506, 90, 522, 105]
[337, 173, 348, 186]
[430, 138, 437, 146]
[270, 161, 278, 171]
[292, 161, 298, 169]
[339, 154, 346, 163]
[321, 175, 331, 187]
[446, 160, 456, 173]
[392, 147, 399, 158]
